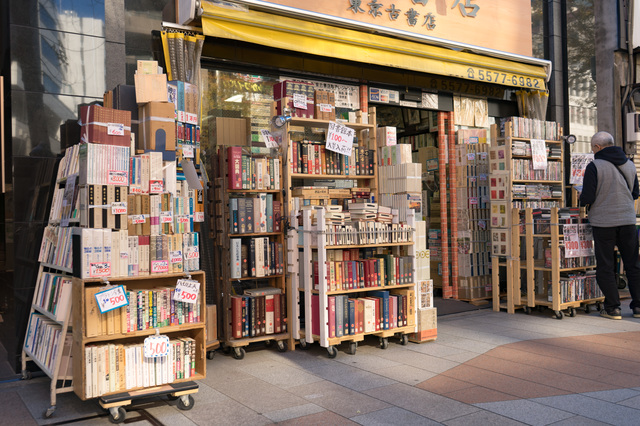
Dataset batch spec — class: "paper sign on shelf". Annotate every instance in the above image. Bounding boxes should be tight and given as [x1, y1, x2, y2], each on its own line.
[144, 334, 170, 358]
[530, 139, 548, 170]
[325, 122, 355, 156]
[112, 201, 127, 215]
[95, 285, 128, 314]
[185, 246, 200, 260]
[293, 93, 307, 109]
[149, 180, 164, 194]
[260, 129, 279, 148]
[107, 123, 124, 136]
[177, 215, 190, 224]
[183, 145, 194, 158]
[563, 224, 580, 258]
[194, 212, 205, 222]
[90, 262, 111, 278]
[173, 279, 200, 304]
[151, 260, 169, 273]
[130, 214, 146, 224]
[160, 211, 173, 223]
[129, 186, 143, 194]
[170, 250, 183, 264]
[108, 170, 128, 185]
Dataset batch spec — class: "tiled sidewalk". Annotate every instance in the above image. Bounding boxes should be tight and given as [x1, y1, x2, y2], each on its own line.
[3, 305, 640, 425]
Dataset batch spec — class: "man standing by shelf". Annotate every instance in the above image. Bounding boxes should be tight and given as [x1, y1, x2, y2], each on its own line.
[579, 131, 640, 319]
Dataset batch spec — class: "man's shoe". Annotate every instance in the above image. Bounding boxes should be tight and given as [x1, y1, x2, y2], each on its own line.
[600, 308, 622, 320]
[633, 307, 640, 318]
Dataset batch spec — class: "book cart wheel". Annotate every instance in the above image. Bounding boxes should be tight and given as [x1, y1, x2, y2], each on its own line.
[523, 306, 532, 315]
[177, 395, 195, 411]
[326, 346, 338, 358]
[21, 370, 31, 380]
[584, 304, 591, 314]
[232, 347, 245, 360]
[298, 339, 310, 350]
[276, 340, 287, 352]
[569, 308, 577, 317]
[400, 334, 409, 346]
[44, 406, 56, 418]
[207, 350, 216, 360]
[380, 337, 389, 349]
[348, 341, 357, 355]
[108, 406, 126, 424]
[554, 310, 564, 320]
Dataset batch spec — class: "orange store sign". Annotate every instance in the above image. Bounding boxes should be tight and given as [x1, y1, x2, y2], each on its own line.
[263, 0, 533, 57]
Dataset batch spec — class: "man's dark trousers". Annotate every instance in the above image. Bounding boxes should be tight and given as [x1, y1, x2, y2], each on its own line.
[592, 225, 640, 312]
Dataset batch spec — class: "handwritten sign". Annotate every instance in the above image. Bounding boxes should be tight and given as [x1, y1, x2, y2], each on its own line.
[173, 279, 200, 304]
[149, 180, 164, 194]
[194, 212, 205, 222]
[563, 224, 580, 258]
[570, 153, 594, 185]
[293, 93, 307, 109]
[183, 145, 194, 159]
[144, 334, 170, 358]
[260, 129, 279, 148]
[185, 246, 200, 260]
[579, 224, 595, 257]
[90, 262, 111, 278]
[170, 250, 183, 264]
[530, 139, 547, 171]
[151, 260, 169, 273]
[95, 285, 128, 314]
[108, 170, 128, 185]
[160, 211, 173, 223]
[130, 215, 146, 224]
[129, 186, 143, 194]
[107, 123, 124, 136]
[177, 215, 190, 224]
[326, 122, 355, 156]
[112, 201, 127, 215]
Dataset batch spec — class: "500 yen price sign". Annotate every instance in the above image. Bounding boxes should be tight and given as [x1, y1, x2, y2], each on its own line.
[173, 279, 200, 304]
[144, 335, 170, 358]
[325, 122, 355, 156]
[95, 285, 129, 314]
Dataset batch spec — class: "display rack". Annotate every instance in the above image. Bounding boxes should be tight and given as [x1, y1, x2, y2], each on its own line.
[71, 272, 206, 422]
[213, 149, 290, 360]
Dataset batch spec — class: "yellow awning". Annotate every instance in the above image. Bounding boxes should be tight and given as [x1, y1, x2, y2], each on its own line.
[201, 3, 548, 90]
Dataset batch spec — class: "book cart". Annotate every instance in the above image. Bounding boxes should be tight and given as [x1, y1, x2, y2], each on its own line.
[489, 118, 564, 313]
[72, 272, 206, 423]
[292, 207, 417, 357]
[212, 149, 290, 360]
[21, 149, 79, 418]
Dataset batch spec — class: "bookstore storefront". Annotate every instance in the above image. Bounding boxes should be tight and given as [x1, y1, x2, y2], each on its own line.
[195, 0, 552, 300]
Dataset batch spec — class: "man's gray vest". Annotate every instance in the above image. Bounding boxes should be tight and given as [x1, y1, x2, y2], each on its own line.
[588, 158, 636, 227]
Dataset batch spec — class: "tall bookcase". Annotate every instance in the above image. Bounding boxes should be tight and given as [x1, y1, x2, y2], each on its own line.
[213, 148, 289, 360]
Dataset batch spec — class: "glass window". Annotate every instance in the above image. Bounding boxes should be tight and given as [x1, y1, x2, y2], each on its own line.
[530, 0, 544, 59]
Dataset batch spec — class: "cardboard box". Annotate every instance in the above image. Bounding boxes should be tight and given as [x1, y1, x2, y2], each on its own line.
[206, 304, 218, 343]
[138, 102, 176, 157]
[409, 308, 437, 343]
[134, 73, 168, 104]
[79, 104, 131, 147]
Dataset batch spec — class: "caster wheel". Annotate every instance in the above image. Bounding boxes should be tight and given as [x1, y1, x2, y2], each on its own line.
[569, 308, 577, 317]
[618, 275, 628, 290]
[21, 370, 32, 380]
[232, 347, 246, 360]
[108, 407, 126, 424]
[380, 337, 388, 350]
[221, 344, 231, 355]
[264, 340, 273, 348]
[207, 350, 215, 360]
[327, 346, 337, 358]
[299, 340, 310, 350]
[400, 334, 409, 345]
[554, 310, 564, 320]
[584, 305, 591, 314]
[349, 342, 357, 355]
[277, 340, 287, 352]
[44, 406, 56, 418]
[177, 395, 195, 411]
[523, 306, 531, 315]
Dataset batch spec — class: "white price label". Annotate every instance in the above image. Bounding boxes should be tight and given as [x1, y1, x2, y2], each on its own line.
[160, 211, 173, 223]
[479, 152, 488, 160]
[185, 112, 198, 125]
[107, 123, 124, 136]
[185, 246, 200, 260]
[177, 110, 186, 122]
[325, 122, 355, 156]
[130, 215, 146, 224]
[144, 335, 170, 358]
[90, 262, 111, 278]
[293, 93, 307, 109]
[95, 285, 128, 313]
[170, 250, 183, 264]
[469, 197, 478, 205]
[183, 145, 194, 158]
[108, 170, 128, 185]
[151, 260, 169, 273]
[194, 212, 204, 222]
[173, 279, 200, 304]
[129, 186, 143, 194]
[260, 129, 278, 148]
[112, 201, 127, 215]
[149, 179, 164, 194]
[563, 224, 580, 258]
[320, 103, 332, 113]
[177, 216, 190, 224]
[530, 139, 548, 171]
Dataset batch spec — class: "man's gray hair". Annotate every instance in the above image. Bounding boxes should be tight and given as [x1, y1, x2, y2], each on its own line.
[591, 131, 614, 148]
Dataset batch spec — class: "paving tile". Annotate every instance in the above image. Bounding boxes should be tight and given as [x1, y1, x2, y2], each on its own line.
[181, 396, 273, 425]
[334, 353, 403, 371]
[143, 403, 199, 425]
[582, 388, 640, 403]
[548, 415, 616, 426]
[234, 359, 325, 388]
[288, 379, 391, 418]
[533, 394, 640, 426]
[374, 347, 461, 374]
[443, 386, 520, 404]
[441, 352, 480, 363]
[618, 394, 640, 410]
[371, 364, 437, 385]
[363, 383, 480, 422]
[305, 362, 396, 391]
[276, 410, 359, 425]
[475, 399, 575, 426]
[0, 391, 37, 426]
[262, 402, 325, 422]
[416, 375, 475, 394]
[437, 338, 500, 355]
[404, 341, 470, 358]
[443, 409, 528, 426]
[350, 406, 440, 425]
[213, 377, 309, 413]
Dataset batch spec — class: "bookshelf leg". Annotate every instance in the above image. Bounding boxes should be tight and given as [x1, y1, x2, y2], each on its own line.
[44, 406, 56, 419]
[20, 369, 31, 380]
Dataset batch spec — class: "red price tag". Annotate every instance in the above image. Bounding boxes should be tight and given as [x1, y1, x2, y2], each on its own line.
[107, 123, 124, 136]
[160, 211, 173, 223]
[194, 212, 204, 222]
[183, 145, 194, 158]
[130, 186, 143, 194]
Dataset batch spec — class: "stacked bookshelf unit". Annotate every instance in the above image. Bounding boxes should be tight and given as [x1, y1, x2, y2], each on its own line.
[213, 148, 289, 360]
[21, 146, 79, 418]
[489, 118, 564, 313]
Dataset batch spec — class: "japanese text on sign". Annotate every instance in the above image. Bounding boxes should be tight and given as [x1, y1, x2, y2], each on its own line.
[170, 250, 183, 264]
[95, 285, 128, 314]
[160, 211, 173, 223]
[194, 212, 205, 222]
[149, 180, 164, 194]
[326, 122, 355, 156]
[151, 260, 169, 273]
[570, 153, 594, 185]
[107, 123, 124, 136]
[90, 262, 111, 278]
[144, 334, 170, 358]
[260, 129, 279, 148]
[112, 201, 127, 215]
[563, 224, 580, 258]
[173, 279, 200, 304]
[183, 145, 194, 159]
[293, 93, 307, 109]
[530, 139, 547, 171]
[578, 224, 595, 257]
[185, 246, 200, 260]
[108, 170, 128, 185]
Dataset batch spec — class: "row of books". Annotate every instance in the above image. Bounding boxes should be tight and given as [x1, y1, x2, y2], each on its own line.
[378, 163, 422, 194]
[550, 273, 603, 303]
[512, 200, 562, 209]
[72, 228, 199, 279]
[57, 144, 81, 181]
[377, 144, 412, 166]
[225, 147, 281, 190]
[511, 159, 562, 181]
[378, 194, 422, 223]
[34, 272, 72, 322]
[312, 254, 415, 291]
[503, 116, 561, 141]
[512, 184, 562, 199]
[39, 226, 74, 270]
[24, 313, 62, 371]
[545, 246, 596, 269]
[78, 143, 131, 187]
[315, 222, 413, 246]
[310, 289, 415, 337]
[230, 238, 284, 279]
[229, 194, 282, 234]
[511, 141, 562, 158]
[230, 291, 287, 338]
[289, 141, 375, 176]
[84, 286, 201, 338]
[83, 338, 196, 398]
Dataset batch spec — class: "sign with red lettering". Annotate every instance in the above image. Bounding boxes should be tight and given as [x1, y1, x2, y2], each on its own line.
[95, 285, 128, 313]
[173, 279, 200, 304]
[144, 335, 170, 358]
